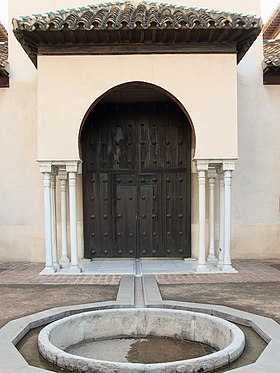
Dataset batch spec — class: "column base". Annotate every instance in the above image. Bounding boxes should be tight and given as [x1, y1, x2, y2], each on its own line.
[222, 264, 238, 273]
[54, 263, 62, 271]
[59, 256, 70, 266]
[195, 264, 210, 273]
[217, 262, 224, 269]
[207, 254, 217, 262]
[68, 265, 82, 274]
[40, 266, 57, 275]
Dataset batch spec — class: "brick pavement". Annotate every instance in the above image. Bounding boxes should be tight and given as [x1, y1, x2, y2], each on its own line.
[156, 259, 280, 284]
[0, 262, 121, 285]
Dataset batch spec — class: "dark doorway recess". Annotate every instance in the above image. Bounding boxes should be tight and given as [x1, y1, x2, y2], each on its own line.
[81, 99, 191, 259]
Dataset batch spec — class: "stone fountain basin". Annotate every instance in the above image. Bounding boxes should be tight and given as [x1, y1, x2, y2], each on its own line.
[38, 308, 245, 373]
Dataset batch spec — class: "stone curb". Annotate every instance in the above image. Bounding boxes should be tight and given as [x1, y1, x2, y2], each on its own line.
[0, 274, 279, 372]
[142, 275, 280, 372]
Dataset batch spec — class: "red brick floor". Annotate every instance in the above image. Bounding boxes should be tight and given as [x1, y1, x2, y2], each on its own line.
[0, 262, 121, 285]
[156, 259, 280, 284]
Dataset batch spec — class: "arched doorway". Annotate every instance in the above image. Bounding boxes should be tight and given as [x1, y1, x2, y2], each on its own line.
[81, 83, 192, 259]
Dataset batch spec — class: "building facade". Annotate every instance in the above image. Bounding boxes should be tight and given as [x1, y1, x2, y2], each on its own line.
[0, 0, 279, 273]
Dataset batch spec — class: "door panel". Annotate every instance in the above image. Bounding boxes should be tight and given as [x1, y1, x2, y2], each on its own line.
[138, 174, 162, 257]
[116, 176, 137, 257]
[82, 102, 191, 258]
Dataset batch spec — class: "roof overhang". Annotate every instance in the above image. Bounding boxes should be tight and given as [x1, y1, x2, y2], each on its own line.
[12, 2, 262, 68]
[263, 40, 280, 85]
[0, 43, 9, 88]
[263, 4, 280, 40]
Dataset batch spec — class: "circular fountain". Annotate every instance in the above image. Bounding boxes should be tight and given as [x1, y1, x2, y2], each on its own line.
[38, 308, 245, 373]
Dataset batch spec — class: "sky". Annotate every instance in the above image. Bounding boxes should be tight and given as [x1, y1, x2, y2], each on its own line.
[0, 0, 279, 30]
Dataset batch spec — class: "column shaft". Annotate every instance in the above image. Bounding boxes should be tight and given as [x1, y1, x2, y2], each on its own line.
[196, 168, 209, 272]
[59, 175, 69, 264]
[42, 173, 56, 274]
[51, 174, 59, 269]
[223, 169, 236, 272]
[217, 175, 225, 268]
[68, 171, 81, 272]
[207, 172, 216, 261]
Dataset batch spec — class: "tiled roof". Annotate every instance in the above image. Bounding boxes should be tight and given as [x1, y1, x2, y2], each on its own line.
[263, 40, 280, 70]
[263, 4, 280, 40]
[13, 2, 260, 31]
[0, 41, 9, 87]
[0, 43, 8, 71]
[13, 2, 262, 67]
[0, 22, 8, 84]
[0, 23, 8, 42]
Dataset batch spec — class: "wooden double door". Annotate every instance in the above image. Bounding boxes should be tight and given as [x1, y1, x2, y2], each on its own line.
[82, 102, 191, 258]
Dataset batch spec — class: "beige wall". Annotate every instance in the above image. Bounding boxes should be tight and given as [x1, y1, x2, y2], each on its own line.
[1, 0, 280, 261]
[37, 54, 238, 160]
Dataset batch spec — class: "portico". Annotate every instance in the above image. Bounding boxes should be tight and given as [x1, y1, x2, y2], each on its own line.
[37, 158, 237, 274]
[12, 2, 262, 274]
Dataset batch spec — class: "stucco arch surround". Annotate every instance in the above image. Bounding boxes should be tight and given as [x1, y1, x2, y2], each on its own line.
[37, 54, 238, 161]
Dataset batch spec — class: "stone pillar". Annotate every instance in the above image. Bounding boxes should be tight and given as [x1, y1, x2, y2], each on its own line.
[207, 169, 217, 261]
[222, 162, 237, 273]
[66, 163, 81, 273]
[51, 171, 60, 270]
[217, 172, 225, 269]
[195, 161, 209, 272]
[39, 163, 56, 274]
[58, 169, 69, 265]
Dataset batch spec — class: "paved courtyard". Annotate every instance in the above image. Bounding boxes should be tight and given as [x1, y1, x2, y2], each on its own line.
[0, 259, 279, 328]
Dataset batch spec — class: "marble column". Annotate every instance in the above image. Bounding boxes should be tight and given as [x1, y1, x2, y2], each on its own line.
[39, 163, 56, 274]
[207, 169, 217, 261]
[217, 172, 225, 269]
[222, 162, 237, 272]
[51, 172, 60, 270]
[58, 169, 69, 265]
[195, 161, 209, 272]
[66, 163, 81, 273]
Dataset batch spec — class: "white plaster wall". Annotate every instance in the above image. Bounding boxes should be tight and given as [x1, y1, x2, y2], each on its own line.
[232, 35, 280, 258]
[37, 54, 237, 160]
[1, 0, 279, 261]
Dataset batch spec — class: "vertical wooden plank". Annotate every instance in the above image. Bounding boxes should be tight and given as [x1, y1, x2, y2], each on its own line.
[116, 178, 137, 257]
[139, 184, 152, 256]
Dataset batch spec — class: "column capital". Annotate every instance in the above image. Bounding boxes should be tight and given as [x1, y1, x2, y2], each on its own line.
[222, 161, 235, 172]
[66, 161, 81, 174]
[207, 168, 216, 180]
[195, 160, 209, 172]
[51, 166, 58, 176]
[58, 169, 68, 181]
[38, 161, 53, 174]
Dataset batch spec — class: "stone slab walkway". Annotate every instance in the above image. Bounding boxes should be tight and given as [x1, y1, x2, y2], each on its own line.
[156, 260, 280, 284]
[0, 260, 279, 285]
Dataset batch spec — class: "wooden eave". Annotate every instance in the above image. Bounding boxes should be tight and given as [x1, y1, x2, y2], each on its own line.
[263, 4, 280, 40]
[0, 43, 9, 88]
[0, 74, 9, 88]
[12, 2, 262, 68]
[263, 40, 280, 85]
[263, 69, 280, 85]
[0, 23, 8, 42]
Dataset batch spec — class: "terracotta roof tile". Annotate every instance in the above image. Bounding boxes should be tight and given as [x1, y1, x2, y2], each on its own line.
[13, 2, 261, 31]
[263, 4, 280, 40]
[0, 43, 8, 71]
[0, 23, 8, 42]
[12, 2, 262, 67]
[263, 40, 280, 70]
